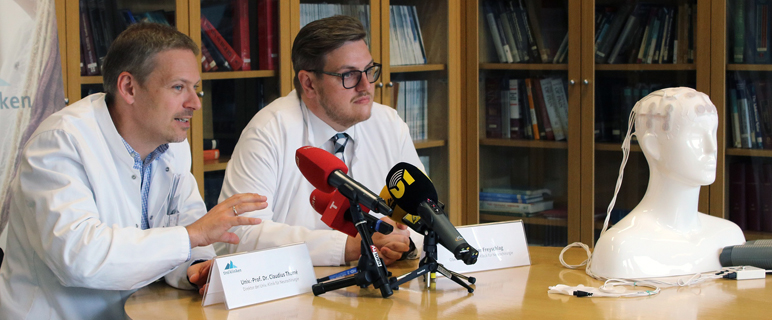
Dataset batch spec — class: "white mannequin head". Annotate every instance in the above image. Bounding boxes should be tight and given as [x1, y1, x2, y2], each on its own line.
[589, 87, 744, 279]
[633, 87, 719, 187]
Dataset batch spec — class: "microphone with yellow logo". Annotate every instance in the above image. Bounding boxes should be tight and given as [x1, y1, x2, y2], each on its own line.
[385, 162, 478, 265]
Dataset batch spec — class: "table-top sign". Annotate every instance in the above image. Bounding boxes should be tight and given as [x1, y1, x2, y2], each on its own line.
[202, 243, 316, 309]
[437, 220, 530, 274]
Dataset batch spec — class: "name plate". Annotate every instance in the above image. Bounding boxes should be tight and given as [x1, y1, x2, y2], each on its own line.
[202, 243, 316, 309]
[437, 220, 530, 274]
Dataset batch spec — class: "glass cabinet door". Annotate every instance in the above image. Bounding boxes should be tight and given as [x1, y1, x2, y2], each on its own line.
[720, 0, 772, 241]
[71, 0, 185, 100]
[193, 0, 283, 206]
[474, 0, 579, 246]
[385, 0, 458, 219]
[584, 0, 708, 245]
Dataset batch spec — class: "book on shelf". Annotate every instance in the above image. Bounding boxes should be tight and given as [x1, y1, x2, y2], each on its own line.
[485, 78, 504, 138]
[735, 79, 753, 148]
[201, 44, 218, 72]
[232, 0, 251, 71]
[203, 149, 220, 161]
[483, 2, 512, 63]
[480, 200, 554, 215]
[201, 30, 232, 71]
[539, 78, 565, 141]
[524, 78, 540, 140]
[79, 0, 99, 76]
[482, 187, 551, 197]
[496, 2, 521, 63]
[531, 79, 554, 140]
[257, 0, 277, 70]
[203, 139, 220, 150]
[595, 4, 632, 63]
[500, 79, 511, 138]
[479, 192, 544, 204]
[548, 78, 570, 138]
[524, 0, 550, 62]
[508, 79, 522, 139]
[729, 88, 742, 148]
[201, 15, 244, 71]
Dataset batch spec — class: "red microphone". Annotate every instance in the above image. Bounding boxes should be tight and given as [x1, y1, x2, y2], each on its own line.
[296, 146, 348, 193]
[310, 189, 392, 238]
[296, 146, 393, 214]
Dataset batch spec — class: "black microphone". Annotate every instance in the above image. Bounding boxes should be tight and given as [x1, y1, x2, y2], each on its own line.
[385, 162, 479, 265]
[296, 146, 393, 215]
[719, 240, 772, 269]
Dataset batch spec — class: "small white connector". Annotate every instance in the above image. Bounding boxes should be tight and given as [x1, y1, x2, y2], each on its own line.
[722, 266, 766, 280]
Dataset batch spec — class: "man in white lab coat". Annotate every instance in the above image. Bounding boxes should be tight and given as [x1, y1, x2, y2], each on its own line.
[0, 23, 266, 319]
[216, 16, 423, 267]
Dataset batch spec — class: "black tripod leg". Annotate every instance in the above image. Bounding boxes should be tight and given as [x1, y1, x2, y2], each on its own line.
[389, 264, 433, 289]
[312, 275, 359, 296]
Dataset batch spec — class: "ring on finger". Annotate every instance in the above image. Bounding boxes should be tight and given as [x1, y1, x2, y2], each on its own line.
[232, 205, 238, 215]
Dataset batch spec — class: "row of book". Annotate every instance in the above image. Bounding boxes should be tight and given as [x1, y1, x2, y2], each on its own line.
[485, 77, 569, 141]
[299, 4, 371, 46]
[728, 77, 772, 149]
[393, 80, 428, 141]
[200, 0, 277, 72]
[388, 5, 427, 66]
[594, 82, 666, 143]
[729, 162, 772, 232]
[482, 0, 568, 64]
[729, 0, 772, 64]
[478, 187, 553, 216]
[79, 0, 173, 76]
[594, 3, 695, 64]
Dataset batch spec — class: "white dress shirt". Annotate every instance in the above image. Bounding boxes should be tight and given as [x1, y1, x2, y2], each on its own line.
[216, 90, 424, 266]
[0, 93, 215, 320]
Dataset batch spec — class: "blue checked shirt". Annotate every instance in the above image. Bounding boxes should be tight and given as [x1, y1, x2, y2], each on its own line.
[121, 138, 169, 230]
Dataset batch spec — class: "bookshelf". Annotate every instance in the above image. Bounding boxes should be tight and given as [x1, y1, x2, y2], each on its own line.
[464, 0, 711, 247]
[710, 0, 772, 240]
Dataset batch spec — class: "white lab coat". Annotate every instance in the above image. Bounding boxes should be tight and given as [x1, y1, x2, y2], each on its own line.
[216, 90, 424, 266]
[0, 93, 215, 320]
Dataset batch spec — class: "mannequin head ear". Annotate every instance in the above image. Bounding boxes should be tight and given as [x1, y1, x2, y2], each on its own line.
[639, 131, 662, 163]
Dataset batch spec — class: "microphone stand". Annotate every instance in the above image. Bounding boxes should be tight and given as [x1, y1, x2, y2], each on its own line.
[388, 230, 476, 293]
[312, 192, 394, 298]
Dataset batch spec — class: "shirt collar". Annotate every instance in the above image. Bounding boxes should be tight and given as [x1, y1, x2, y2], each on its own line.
[120, 137, 169, 169]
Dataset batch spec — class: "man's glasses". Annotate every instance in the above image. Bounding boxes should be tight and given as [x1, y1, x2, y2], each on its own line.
[309, 63, 382, 89]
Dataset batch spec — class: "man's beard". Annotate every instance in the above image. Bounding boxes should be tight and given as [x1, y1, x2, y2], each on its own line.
[319, 91, 372, 129]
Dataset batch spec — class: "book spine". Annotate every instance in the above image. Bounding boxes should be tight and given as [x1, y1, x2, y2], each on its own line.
[539, 78, 565, 140]
[484, 3, 508, 63]
[79, 1, 99, 76]
[233, 0, 251, 71]
[201, 16, 244, 71]
[524, 78, 540, 140]
[532, 79, 554, 140]
[201, 31, 231, 71]
[509, 79, 522, 139]
[257, 0, 277, 69]
[730, 88, 742, 148]
[203, 149, 220, 161]
[485, 78, 503, 138]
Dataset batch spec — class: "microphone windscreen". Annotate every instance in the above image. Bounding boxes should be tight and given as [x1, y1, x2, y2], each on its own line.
[310, 189, 332, 214]
[295, 146, 348, 193]
[385, 162, 437, 213]
[321, 190, 358, 237]
[379, 185, 407, 226]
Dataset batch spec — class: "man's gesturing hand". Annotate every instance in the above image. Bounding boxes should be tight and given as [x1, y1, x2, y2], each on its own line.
[186, 193, 267, 248]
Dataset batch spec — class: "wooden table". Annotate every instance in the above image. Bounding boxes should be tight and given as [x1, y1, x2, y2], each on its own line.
[125, 246, 771, 319]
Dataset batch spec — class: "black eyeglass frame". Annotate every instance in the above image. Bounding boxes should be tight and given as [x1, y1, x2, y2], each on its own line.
[308, 63, 382, 89]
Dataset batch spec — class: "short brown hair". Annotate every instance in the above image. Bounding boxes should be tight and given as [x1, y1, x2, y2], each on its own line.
[102, 23, 199, 105]
[292, 15, 367, 97]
